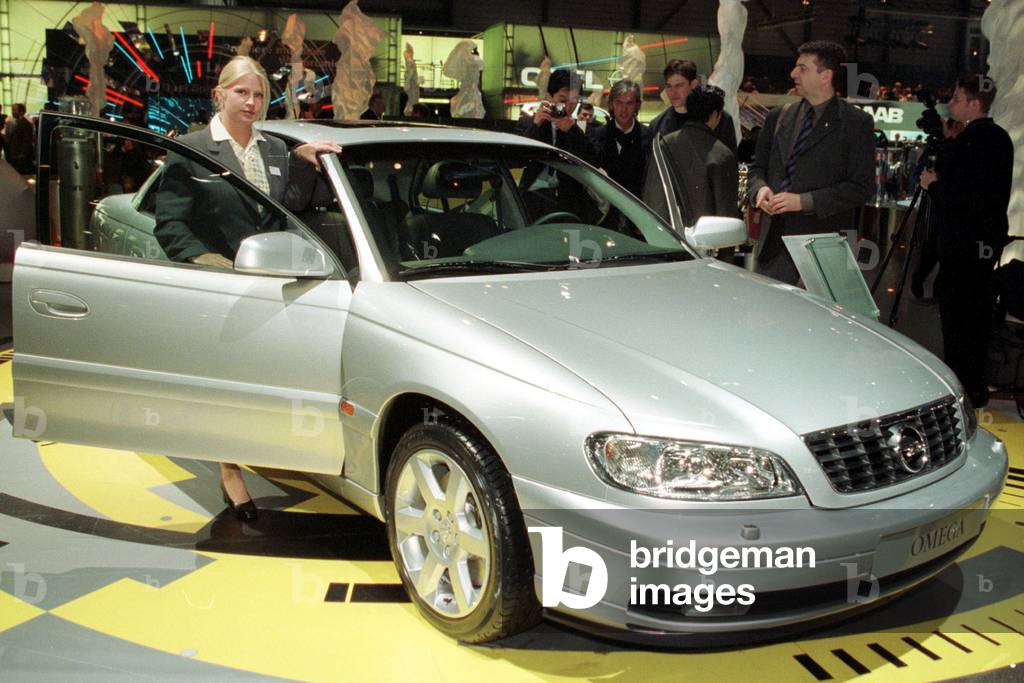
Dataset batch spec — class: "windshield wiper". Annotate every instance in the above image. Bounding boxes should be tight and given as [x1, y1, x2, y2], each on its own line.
[399, 260, 564, 279]
[587, 251, 693, 266]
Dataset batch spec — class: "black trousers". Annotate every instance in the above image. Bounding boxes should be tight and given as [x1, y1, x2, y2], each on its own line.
[756, 218, 801, 285]
[936, 268, 994, 406]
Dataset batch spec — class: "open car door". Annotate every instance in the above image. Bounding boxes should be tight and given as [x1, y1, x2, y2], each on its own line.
[648, 132, 687, 234]
[12, 113, 350, 474]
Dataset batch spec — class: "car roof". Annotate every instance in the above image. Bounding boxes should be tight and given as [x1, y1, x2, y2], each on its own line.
[257, 119, 550, 150]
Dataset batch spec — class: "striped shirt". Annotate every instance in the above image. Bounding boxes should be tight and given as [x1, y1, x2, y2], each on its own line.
[209, 113, 271, 196]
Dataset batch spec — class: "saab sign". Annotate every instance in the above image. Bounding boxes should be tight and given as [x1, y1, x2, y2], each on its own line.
[520, 67, 604, 92]
[856, 104, 904, 125]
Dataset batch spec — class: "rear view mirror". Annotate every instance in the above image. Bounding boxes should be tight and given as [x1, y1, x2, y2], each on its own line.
[685, 216, 747, 251]
[235, 232, 333, 278]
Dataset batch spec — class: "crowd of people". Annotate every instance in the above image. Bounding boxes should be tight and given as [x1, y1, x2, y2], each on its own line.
[514, 40, 1014, 410]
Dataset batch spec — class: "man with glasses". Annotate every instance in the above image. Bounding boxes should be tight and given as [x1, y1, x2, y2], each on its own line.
[920, 74, 1014, 408]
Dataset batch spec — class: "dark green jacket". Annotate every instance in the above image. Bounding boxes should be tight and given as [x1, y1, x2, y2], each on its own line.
[155, 126, 314, 262]
[643, 120, 739, 226]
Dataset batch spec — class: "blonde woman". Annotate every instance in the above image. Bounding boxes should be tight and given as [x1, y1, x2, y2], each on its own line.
[155, 55, 340, 520]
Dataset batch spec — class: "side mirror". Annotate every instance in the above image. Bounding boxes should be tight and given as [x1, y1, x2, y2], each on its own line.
[235, 232, 333, 278]
[685, 216, 748, 251]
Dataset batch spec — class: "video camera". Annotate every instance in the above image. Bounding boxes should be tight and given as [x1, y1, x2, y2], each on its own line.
[915, 89, 943, 143]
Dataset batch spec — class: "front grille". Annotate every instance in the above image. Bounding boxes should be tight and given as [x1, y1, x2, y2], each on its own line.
[803, 396, 964, 493]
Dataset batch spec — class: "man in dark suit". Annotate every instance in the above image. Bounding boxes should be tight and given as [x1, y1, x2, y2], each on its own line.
[591, 79, 651, 198]
[644, 85, 738, 227]
[648, 60, 737, 154]
[920, 74, 1014, 407]
[747, 41, 874, 284]
[3, 103, 35, 175]
[360, 93, 386, 120]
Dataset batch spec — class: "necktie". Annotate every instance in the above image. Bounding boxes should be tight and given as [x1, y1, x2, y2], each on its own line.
[780, 107, 815, 192]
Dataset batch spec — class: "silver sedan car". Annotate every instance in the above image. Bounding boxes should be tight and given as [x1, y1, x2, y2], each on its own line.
[12, 114, 1007, 644]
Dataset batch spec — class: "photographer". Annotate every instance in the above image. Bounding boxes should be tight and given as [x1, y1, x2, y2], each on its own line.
[910, 95, 961, 299]
[515, 69, 599, 222]
[515, 69, 596, 166]
[919, 74, 1014, 408]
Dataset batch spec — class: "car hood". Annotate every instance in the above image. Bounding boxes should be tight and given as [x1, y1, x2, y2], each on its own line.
[410, 260, 956, 439]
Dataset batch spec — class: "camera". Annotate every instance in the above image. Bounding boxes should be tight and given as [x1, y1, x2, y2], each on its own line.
[545, 101, 568, 118]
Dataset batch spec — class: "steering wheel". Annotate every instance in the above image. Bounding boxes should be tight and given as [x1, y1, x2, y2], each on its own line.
[532, 210, 582, 225]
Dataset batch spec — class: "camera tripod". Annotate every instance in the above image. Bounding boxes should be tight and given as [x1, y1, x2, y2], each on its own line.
[869, 183, 932, 327]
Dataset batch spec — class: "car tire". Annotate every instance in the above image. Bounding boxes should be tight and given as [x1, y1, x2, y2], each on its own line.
[384, 419, 540, 642]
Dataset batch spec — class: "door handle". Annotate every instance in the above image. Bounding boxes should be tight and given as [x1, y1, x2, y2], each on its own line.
[29, 289, 90, 318]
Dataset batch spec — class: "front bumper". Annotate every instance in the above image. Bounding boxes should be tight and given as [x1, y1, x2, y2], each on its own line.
[519, 429, 1007, 641]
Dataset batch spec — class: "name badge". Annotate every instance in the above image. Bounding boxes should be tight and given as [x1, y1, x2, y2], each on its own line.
[269, 166, 282, 176]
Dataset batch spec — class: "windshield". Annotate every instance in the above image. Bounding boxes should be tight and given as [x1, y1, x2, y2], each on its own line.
[338, 142, 693, 280]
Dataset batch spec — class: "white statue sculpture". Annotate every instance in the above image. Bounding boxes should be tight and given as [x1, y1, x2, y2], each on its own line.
[281, 14, 306, 120]
[536, 56, 552, 100]
[982, 0, 1024, 262]
[708, 0, 748, 145]
[618, 34, 646, 87]
[332, 0, 388, 121]
[403, 43, 420, 116]
[444, 40, 485, 119]
[71, 2, 114, 118]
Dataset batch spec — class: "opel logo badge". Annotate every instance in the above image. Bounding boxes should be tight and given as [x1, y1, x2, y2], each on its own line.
[886, 425, 930, 474]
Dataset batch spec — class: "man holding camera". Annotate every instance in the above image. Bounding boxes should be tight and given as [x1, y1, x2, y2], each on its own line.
[920, 74, 1014, 408]
[515, 69, 598, 222]
[515, 69, 596, 165]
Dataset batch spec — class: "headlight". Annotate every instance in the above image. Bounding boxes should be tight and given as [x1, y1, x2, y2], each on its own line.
[586, 433, 802, 501]
[961, 394, 978, 441]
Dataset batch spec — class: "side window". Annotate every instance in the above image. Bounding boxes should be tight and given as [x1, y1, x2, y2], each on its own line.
[292, 170, 359, 274]
[46, 127, 165, 259]
[45, 123, 345, 272]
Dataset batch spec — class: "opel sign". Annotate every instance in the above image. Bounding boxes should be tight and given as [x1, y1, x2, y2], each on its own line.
[886, 425, 930, 474]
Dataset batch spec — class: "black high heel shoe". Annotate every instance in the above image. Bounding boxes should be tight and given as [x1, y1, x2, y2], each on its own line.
[221, 483, 258, 521]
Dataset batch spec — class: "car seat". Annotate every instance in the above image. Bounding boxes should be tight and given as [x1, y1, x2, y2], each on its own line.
[402, 161, 502, 259]
[347, 166, 402, 262]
